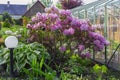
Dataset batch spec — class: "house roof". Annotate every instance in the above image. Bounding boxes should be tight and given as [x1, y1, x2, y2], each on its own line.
[0, 4, 27, 15]
[23, 0, 45, 17]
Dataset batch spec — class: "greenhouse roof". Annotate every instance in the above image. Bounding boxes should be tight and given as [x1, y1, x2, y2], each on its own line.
[71, 0, 119, 12]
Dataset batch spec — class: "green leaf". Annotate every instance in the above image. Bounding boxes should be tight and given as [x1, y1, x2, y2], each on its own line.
[18, 53, 24, 59]
[19, 60, 27, 70]
[32, 68, 45, 76]
[66, 49, 70, 54]
[101, 65, 108, 73]
[93, 64, 101, 73]
[23, 68, 33, 79]
[3, 52, 9, 60]
[44, 63, 53, 72]
[40, 56, 44, 70]
[0, 59, 7, 65]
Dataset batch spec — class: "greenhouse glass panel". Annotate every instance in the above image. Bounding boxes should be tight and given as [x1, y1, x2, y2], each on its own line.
[71, 0, 120, 70]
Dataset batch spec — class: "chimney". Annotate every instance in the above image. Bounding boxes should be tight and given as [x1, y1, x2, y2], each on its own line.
[7, 1, 10, 7]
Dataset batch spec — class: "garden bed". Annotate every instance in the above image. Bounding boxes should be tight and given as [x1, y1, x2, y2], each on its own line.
[0, 6, 120, 80]
[0, 60, 120, 80]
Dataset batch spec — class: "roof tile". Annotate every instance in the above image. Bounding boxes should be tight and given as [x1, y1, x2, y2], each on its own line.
[0, 4, 27, 15]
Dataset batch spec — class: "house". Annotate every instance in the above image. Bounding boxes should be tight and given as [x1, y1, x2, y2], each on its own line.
[0, 1, 27, 19]
[23, 0, 45, 18]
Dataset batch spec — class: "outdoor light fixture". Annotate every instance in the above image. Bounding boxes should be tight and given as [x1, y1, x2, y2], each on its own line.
[5, 36, 18, 77]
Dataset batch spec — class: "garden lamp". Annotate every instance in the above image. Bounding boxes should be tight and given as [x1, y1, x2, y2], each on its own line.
[5, 36, 18, 77]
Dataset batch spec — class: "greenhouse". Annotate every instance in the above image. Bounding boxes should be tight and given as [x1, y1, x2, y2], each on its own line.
[72, 0, 120, 70]
[0, 0, 120, 79]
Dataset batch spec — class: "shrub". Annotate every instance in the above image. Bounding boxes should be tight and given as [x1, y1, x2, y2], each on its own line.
[2, 12, 13, 24]
[26, 6, 109, 72]
[2, 19, 11, 28]
[27, 6, 109, 55]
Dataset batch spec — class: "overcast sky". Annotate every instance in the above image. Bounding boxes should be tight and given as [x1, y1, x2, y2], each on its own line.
[0, 0, 97, 5]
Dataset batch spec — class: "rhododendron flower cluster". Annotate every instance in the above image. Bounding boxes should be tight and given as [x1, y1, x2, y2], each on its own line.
[27, 6, 109, 56]
[63, 28, 75, 35]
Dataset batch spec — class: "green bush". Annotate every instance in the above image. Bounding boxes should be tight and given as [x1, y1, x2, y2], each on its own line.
[2, 12, 13, 24]
[2, 19, 11, 28]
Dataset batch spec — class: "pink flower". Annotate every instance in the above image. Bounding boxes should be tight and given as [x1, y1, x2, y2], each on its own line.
[88, 32, 99, 39]
[93, 40, 100, 46]
[71, 18, 81, 27]
[51, 24, 62, 31]
[78, 45, 85, 51]
[32, 23, 40, 30]
[63, 29, 70, 35]
[26, 24, 32, 28]
[36, 12, 41, 18]
[60, 46, 66, 52]
[31, 17, 37, 22]
[85, 52, 91, 58]
[69, 28, 74, 35]
[60, 10, 71, 16]
[104, 40, 110, 46]
[80, 23, 89, 31]
[63, 28, 74, 35]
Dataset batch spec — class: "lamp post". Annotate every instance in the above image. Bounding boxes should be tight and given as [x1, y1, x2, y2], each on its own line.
[5, 36, 18, 77]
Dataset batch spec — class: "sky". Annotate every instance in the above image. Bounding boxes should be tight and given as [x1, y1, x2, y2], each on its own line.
[0, 0, 97, 5]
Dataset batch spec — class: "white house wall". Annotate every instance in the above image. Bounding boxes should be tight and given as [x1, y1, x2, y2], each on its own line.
[11, 15, 22, 19]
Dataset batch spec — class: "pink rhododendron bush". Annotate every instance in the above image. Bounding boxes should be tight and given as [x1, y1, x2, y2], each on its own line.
[27, 6, 109, 59]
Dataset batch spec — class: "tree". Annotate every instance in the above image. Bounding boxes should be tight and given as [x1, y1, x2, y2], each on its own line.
[2, 12, 13, 24]
[59, 0, 83, 9]
[41, 0, 53, 7]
